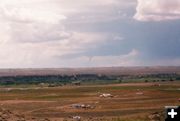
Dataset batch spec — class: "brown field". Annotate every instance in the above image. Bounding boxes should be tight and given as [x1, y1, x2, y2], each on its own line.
[0, 82, 180, 121]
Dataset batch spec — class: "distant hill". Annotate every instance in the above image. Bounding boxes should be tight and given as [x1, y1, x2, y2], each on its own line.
[0, 66, 180, 77]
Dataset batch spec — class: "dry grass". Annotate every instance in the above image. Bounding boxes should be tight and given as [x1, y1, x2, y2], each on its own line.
[0, 82, 180, 121]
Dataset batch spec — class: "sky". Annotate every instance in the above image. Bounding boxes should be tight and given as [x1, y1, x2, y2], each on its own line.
[0, 0, 180, 68]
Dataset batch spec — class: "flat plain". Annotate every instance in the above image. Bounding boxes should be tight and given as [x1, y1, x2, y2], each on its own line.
[0, 82, 180, 121]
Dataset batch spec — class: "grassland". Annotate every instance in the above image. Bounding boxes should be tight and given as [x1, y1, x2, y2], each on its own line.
[0, 82, 180, 121]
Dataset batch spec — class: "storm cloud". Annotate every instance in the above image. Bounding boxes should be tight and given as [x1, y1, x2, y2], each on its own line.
[0, 0, 179, 68]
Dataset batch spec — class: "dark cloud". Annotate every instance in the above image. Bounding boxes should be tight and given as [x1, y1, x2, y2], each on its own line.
[0, 0, 180, 67]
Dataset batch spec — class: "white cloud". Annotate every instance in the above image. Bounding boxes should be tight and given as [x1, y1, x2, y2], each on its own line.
[90, 49, 140, 66]
[58, 0, 135, 24]
[0, 0, 66, 24]
[0, 0, 67, 43]
[0, 31, 107, 68]
[113, 35, 124, 41]
[1, 7, 66, 24]
[134, 0, 180, 21]
[0, 0, 136, 68]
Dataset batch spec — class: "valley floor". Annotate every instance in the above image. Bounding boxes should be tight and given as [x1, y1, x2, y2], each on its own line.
[0, 82, 180, 121]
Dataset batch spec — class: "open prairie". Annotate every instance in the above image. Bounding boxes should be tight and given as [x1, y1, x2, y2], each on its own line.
[0, 0, 179, 121]
[0, 82, 180, 121]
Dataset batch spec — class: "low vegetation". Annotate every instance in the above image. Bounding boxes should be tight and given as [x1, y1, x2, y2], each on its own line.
[0, 73, 179, 86]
